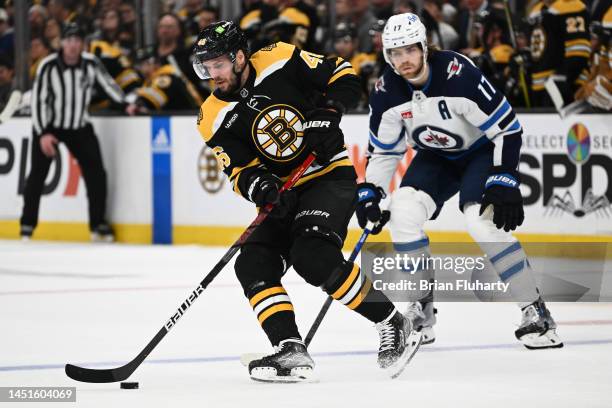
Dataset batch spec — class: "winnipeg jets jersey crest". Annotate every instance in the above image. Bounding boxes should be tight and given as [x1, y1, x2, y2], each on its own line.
[367, 51, 523, 191]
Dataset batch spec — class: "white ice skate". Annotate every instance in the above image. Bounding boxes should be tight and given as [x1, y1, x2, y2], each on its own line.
[376, 311, 423, 379]
[515, 298, 563, 350]
[405, 301, 437, 345]
[248, 339, 317, 383]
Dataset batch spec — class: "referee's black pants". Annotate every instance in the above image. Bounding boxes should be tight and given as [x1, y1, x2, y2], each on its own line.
[21, 124, 108, 232]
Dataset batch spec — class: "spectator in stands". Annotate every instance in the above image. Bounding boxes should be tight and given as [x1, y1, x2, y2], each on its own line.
[335, 0, 352, 22]
[132, 46, 202, 112]
[44, 17, 63, 51]
[29, 37, 52, 82]
[394, 0, 417, 14]
[47, 0, 74, 23]
[372, 0, 394, 20]
[196, 6, 219, 32]
[350, 0, 378, 53]
[422, 0, 459, 50]
[473, 8, 514, 93]
[0, 53, 14, 112]
[241, 0, 315, 51]
[29, 5, 48, 39]
[456, 0, 490, 54]
[117, 0, 137, 55]
[187, 6, 219, 46]
[365, 18, 388, 96]
[527, 0, 591, 106]
[155, 12, 205, 98]
[574, 15, 611, 111]
[155, 13, 190, 75]
[178, 0, 205, 39]
[332, 21, 376, 109]
[89, 10, 142, 111]
[90, 9, 122, 45]
[0, 8, 13, 59]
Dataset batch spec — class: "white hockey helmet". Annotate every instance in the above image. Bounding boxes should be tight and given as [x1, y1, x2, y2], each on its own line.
[382, 13, 428, 76]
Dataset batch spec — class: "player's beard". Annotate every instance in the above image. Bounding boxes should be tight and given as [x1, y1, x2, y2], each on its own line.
[216, 61, 246, 97]
[216, 74, 240, 96]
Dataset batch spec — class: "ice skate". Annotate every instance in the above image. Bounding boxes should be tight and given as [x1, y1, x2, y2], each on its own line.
[515, 298, 563, 350]
[91, 223, 115, 243]
[405, 301, 437, 345]
[248, 339, 316, 383]
[376, 311, 422, 379]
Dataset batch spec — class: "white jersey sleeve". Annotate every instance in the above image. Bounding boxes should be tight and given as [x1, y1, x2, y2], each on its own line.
[365, 76, 408, 195]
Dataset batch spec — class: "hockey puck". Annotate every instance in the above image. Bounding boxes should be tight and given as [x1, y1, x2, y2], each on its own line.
[120, 382, 139, 389]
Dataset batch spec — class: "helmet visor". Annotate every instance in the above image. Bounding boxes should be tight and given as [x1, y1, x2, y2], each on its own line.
[192, 54, 234, 80]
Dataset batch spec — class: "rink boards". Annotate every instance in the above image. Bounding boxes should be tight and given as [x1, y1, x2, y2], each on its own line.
[0, 114, 610, 244]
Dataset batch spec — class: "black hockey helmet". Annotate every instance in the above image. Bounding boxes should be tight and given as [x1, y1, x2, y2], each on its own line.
[192, 21, 248, 79]
[62, 22, 86, 40]
[333, 21, 357, 42]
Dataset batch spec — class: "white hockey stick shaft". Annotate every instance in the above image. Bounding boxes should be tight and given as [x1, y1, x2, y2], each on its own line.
[0, 90, 22, 124]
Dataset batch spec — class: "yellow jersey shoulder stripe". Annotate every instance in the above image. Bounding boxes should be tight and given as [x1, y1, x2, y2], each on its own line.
[549, 0, 586, 15]
[529, 2, 545, 18]
[328, 66, 357, 85]
[240, 9, 261, 30]
[279, 7, 310, 27]
[604, 6, 612, 29]
[154, 64, 179, 77]
[197, 95, 238, 142]
[251, 42, 296, 86]
[89, 40, 122, 58]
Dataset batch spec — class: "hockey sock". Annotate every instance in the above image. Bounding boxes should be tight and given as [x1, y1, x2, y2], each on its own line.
[484, 241, 539, 307]
[393, 238, 434, 303]
[247, 284, 301, 346]
[323, 261, 395, 323]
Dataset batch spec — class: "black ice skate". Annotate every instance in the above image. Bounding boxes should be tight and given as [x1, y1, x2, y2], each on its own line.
[248, 339, 316, 383]
[515, 298, 563, 350]
[405, 301, 437, 345]
[91, 223, 115, 243]
[376, 310, 422, 379]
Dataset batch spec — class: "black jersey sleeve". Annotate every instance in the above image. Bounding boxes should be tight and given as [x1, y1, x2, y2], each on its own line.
[289, 47, 362, 112]
[196, 98, 264, 200]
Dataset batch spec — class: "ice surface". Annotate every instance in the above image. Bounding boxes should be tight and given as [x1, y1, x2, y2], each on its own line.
[1, 240, 611, 408]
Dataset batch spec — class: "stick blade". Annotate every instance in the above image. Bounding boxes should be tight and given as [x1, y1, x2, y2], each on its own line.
[65, 363, 130, 383]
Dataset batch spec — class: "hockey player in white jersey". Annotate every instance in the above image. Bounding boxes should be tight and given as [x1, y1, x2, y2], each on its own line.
[355, 13, 563, 350]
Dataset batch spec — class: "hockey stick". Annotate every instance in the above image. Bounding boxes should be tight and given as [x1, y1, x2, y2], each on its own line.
[303, 221, 374, 347]
[65, 154, 316, 383]
[240, 221, 374, 366]
[544, 77, 590, 118]
[0, 90, 22, 124]
[501, 0, 531, 108]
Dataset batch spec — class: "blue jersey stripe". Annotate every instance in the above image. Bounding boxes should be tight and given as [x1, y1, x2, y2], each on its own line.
[369, 129, 404, 150]
[478, 100, 510, 132]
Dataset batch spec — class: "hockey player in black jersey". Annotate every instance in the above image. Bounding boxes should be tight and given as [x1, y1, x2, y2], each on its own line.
[193, 21, 422, 383]
[356, 13, 563, 350]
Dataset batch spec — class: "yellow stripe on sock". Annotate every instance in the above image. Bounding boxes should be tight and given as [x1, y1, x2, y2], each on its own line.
[346, 278, 372, 310]
[249, 287, 287, 307]
[331, 264, 360, 300]
[258, 303, 294, 324]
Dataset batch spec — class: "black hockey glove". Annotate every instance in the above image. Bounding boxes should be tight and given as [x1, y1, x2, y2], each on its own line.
[303, 108, 343, 166]
[355, 182, 390, 235]
[479, 171, 524, 232]
[247, 172, 297, 218]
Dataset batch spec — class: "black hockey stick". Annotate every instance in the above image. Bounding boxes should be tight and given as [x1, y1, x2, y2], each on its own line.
[304, 221, 374, 347]
[65, 154, 316, 383]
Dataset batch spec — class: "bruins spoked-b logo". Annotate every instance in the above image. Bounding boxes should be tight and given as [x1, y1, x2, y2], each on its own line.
[251, 104, 306, 162]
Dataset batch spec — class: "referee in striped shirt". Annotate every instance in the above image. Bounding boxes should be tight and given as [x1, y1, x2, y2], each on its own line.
[21, 23, 138, 242]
